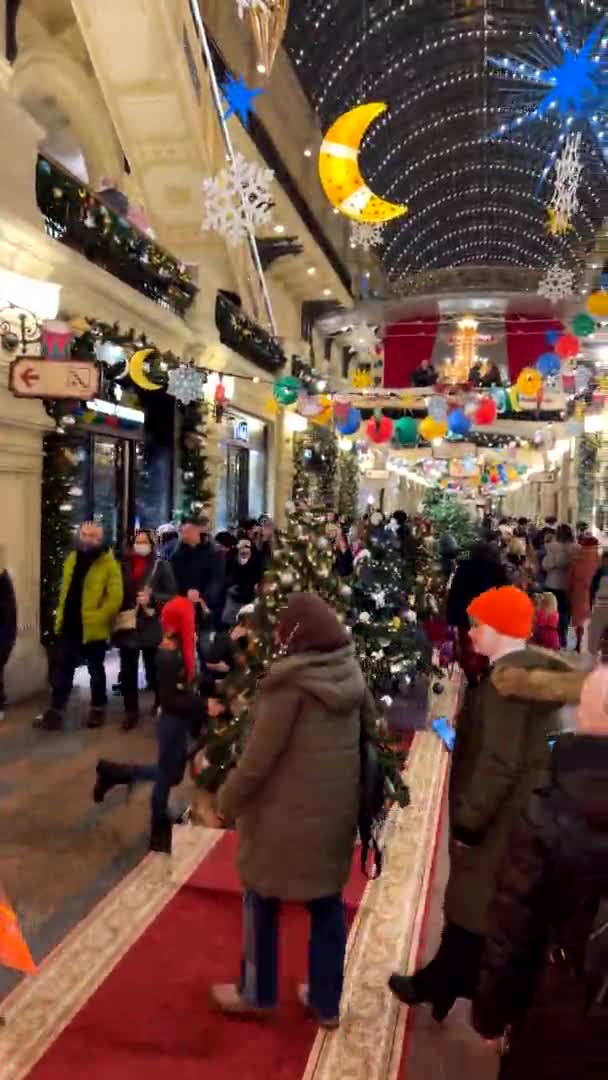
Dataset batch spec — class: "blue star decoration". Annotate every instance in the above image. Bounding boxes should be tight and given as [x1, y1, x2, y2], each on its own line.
[221, 73, 265, 126]
[488, 9, 607, 167]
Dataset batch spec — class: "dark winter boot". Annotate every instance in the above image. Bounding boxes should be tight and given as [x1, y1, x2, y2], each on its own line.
[121, 711, 139, 731]
[93, 760, 134, 803]
[87, 706, 106, 729]
[33, 708, 64, 731]
[149, 820, 172, 855]
[388, 974, 426, 1007]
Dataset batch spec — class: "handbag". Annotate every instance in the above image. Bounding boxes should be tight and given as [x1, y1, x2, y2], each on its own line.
[112, 608, 137, 634]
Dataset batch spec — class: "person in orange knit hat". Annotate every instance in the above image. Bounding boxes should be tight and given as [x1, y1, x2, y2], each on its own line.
[390, 585, 586, 1022]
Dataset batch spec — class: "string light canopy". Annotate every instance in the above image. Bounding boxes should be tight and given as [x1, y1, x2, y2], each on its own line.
[285, 1, 607, 278]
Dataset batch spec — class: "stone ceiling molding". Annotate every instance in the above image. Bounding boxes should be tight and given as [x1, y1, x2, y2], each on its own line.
[12, 45, 124, 185]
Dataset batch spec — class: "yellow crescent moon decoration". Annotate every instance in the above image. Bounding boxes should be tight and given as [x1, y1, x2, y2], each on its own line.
[128, 348, 162, 391]
[319, 103, 408, 223]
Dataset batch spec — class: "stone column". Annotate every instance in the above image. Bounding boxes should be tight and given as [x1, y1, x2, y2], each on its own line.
[0, 55, 45, 228]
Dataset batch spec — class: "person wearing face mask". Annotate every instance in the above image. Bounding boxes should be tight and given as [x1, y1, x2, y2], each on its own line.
[389, 585, 585, 1022]
[35, 522, 123, 731]
[114, 529, 176, 729]
[222, 539, 263, 626]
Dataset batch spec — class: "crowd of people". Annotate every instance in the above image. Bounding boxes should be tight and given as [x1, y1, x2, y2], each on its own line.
[0, 502, 606, 1074]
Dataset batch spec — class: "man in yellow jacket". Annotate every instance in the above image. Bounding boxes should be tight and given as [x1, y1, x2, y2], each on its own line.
[35, 523, 123, 731]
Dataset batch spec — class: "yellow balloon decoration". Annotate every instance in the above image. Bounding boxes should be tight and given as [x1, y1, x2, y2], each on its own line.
[351, 367, 373, 390]
[507, 467, 519, 482]
[319, 103, 408, 223]
[515, 367, 543, 397]
[128, 348, 162, 391]
[419, 416, 448, 441]
[586, 291, 608, 318]
[310, 395, 333, 426]
[264, 395, 280, 417]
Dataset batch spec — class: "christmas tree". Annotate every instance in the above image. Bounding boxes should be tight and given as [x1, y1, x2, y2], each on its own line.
[350, 514, 441, 737]
[337, 447, 360, 521]
[422, 487, 480, 555]
[195, 503, 410, 808]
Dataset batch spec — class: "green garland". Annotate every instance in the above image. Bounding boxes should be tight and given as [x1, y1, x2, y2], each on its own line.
[577, 435, 600, 523]
[40, 435, 79, 643]
[337, 448, 360, 521]
[178, 400, 213, 519]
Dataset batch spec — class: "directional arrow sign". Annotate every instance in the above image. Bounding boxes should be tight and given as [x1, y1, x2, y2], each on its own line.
[9, 357, 100, 400]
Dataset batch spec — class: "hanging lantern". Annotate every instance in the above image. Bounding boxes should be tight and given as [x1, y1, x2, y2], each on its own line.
[419, 416, 448, 442]
[336, 406, 361, 436]
[516, 367, 543, 397]
[273, 374, 301, 406]
[473, 397, 498, 426]
[393, 415, 418, 446]
[366, 412, 393, 444]
[571, 313, 595, 338]
[536, 352, 561, 377]
[447, 409, 471, 436]
[554, 333, 580, 360]
[586, 291, 608, 318]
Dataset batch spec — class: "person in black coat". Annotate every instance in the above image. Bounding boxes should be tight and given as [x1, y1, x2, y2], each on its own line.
[171, 516, 225, 638]
[446, 541, 508, 685]
[473, 664, 608, 1080]
[0, 558, 17, 714]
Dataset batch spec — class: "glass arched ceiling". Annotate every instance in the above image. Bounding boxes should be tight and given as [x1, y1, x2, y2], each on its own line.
[284, 0, 607, 284]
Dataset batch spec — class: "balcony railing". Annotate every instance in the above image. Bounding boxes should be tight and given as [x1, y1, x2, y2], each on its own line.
[36, 155, 197, 319]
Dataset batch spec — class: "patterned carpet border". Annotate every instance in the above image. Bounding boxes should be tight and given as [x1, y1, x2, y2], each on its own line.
[0, 829, 223, 1080]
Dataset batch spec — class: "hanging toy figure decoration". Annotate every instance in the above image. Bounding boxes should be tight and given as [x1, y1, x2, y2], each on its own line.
[319, 103, 408, 222]
[167, 363, 206, 406]
[202, 151, 274, 247]
[221, 73, 265, 126]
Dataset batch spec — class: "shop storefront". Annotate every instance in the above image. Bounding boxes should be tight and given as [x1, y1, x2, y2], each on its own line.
[215, 408, 269, 529]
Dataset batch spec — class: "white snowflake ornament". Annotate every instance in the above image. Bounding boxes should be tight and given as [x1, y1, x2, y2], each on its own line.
[235, 0, 269, 17]
[343, 322, 381, 356]
[202, 152, 274, 247]
[167, 364, 206, 405]
[350, 221, 385, 252]
[358, 610, 371, 624]
[537, 263, 576, 302]
[548, 132, 583, 231]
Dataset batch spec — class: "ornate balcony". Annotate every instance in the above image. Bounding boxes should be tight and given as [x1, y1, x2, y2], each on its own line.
[35, 155, 197, 319]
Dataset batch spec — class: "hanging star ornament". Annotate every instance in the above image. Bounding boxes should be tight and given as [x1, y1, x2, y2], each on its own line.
[488, 11, 608, 169]
[221, 73, 265, 126]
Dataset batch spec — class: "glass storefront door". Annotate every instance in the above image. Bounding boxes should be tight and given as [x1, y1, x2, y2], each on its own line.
[215, 411, 268, 530]
[92, 436, 128, 544]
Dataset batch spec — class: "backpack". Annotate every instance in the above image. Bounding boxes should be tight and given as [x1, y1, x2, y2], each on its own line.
[584, 896, 608, 1010]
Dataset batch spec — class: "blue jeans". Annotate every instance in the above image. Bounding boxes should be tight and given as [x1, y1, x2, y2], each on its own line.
[131, 710, 188, 830]
[240, 891, 346, 1020]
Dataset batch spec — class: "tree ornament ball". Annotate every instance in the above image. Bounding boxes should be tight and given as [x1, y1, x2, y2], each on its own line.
[586, 291, 608, 319]
[340, 583, 353, 601]
[432, 682, 444, 695]
[317, 535, 330, 551]
[516, 367, 543, 397]
[419, 416, 447, 441]
[571, 313, 595, 338]
[447, 408, 471, 436]
[279, 570, 294, 587]
[366, 414, 393, 443]
[394, 415, 418, 446]
[474, 397, 498, 426]
[273, 374, 301, 406]
[555, 333, 579, 360]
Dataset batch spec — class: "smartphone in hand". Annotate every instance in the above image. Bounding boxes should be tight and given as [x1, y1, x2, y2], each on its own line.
[432, 716, 455, 752]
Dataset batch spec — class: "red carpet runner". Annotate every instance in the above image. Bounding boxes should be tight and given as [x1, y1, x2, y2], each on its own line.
[27, 832, 367, 1079]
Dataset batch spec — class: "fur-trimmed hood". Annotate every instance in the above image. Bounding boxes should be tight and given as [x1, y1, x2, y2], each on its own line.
[491, 647, 588, 705]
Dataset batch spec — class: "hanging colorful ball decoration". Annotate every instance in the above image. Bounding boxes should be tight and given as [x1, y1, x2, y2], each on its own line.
[296, 392, 325, 417]
[273, 374, 301, 406]
[586, 291, 608, 318]
[428, 394, 448, 422]
[393, 415, 418, 446]
[473, 397, 498, 426]
[554, 333, 580, 360]
[571, 313, 595, 338]
[545, 329, 561, 347]
[310, 395, 333, 426]
[419, 416, 448, 442]
[516, 367, 543, 397]
[336, 406, 361, 436]
[333, 394, 351, 420]
[536, 352, 561, 377]
[366, 412, 393, 444]
[447, 409, 471, 436]
[490, 386, 507, 413]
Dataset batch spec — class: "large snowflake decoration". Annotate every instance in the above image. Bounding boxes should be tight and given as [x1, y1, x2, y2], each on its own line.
[202, 152, 274, 247]
[488, 11, 608, 170]
[167, 364, 206, 405]
[343, 322, 382, 356]
[537, 262, 576, 301]
[235, 0, 270, 17]
[350, 222, 385, 252]
[549, 132, 583, 228]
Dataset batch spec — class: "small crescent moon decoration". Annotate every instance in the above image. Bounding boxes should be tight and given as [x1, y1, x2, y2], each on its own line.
[319, 102, 408, 223]
[128, 348, 162, 391]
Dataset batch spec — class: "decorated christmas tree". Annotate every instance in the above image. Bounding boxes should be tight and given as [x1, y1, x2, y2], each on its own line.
[195, 503, 410, 808]
[350, 514, 441, 736]
[422, 487, 480, 555]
